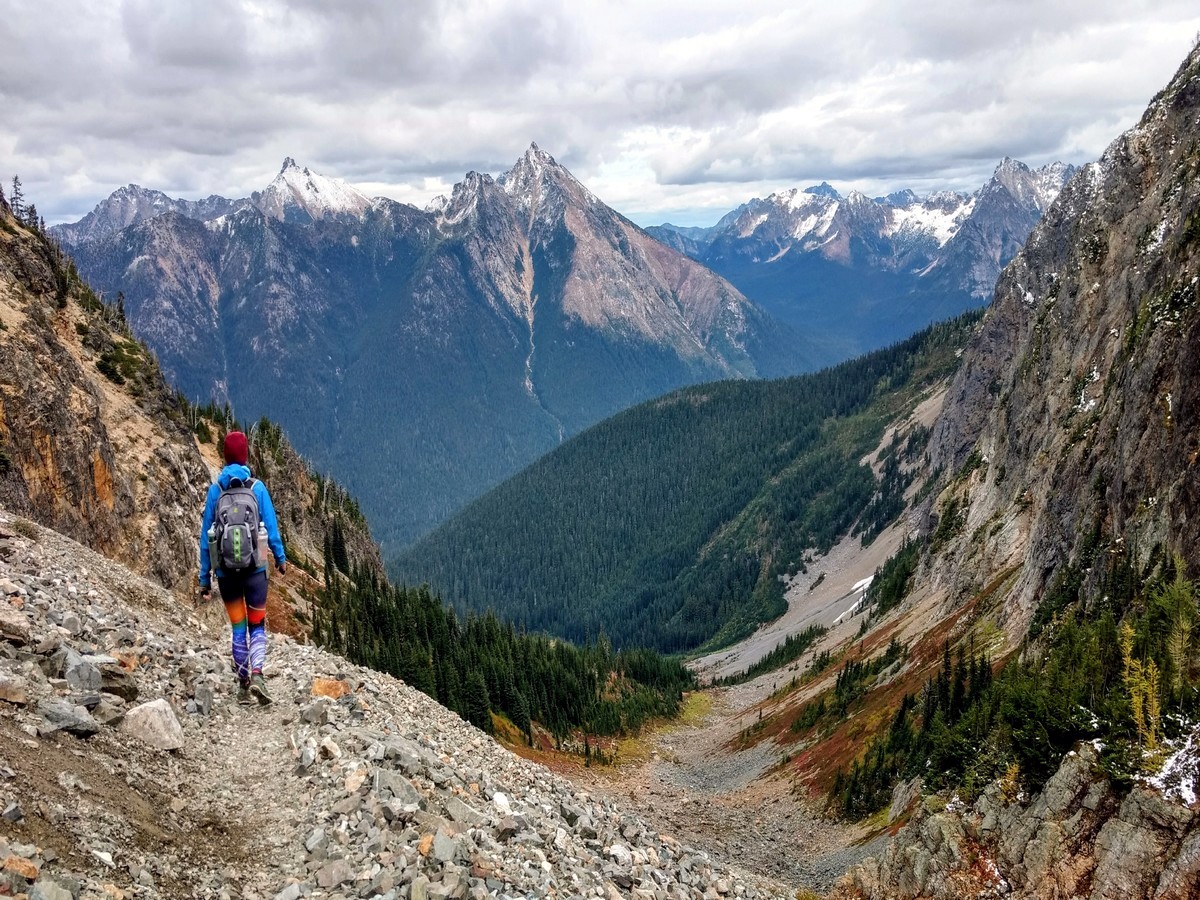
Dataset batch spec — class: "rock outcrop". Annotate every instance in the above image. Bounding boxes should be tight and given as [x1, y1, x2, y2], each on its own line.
[923, 44, 1200, 635]
[833, 743, 1200, 899]
[0, 204, 208, 589]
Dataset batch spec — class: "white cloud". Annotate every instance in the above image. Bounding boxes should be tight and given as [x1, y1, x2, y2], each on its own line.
[2, 0, 1198, 226]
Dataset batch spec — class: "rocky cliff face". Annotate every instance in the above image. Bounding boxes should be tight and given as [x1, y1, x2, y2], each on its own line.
[833, 744, 1200, 899]
[0, 200, 378, 602]
[0, 204, 208, 590]
[926, 44, 1200, 634]
[818, 42, 1200, 900]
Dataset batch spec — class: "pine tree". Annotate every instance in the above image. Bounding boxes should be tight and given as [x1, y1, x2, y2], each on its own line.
[465, 670, 492, 733]
[9, 176, 22, 220]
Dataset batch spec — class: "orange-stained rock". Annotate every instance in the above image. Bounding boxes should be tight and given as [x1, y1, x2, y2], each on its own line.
[418, 833, 434, 857]
[3, 854, 39, 879]
[312, 677, 352, 699]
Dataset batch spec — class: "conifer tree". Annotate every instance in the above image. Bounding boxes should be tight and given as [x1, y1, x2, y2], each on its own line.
[9, 176, 22, 219]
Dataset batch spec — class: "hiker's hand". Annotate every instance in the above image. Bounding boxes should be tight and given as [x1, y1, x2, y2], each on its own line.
[276, 562, 287, 577]
[199, 586, 212, 604]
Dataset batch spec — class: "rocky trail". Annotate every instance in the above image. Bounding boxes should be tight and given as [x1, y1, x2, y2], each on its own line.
[0, 509, 807, 900]
[581, 686, 883, 896]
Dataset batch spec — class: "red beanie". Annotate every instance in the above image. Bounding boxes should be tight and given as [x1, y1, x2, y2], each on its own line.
[223, 431, 248, 465]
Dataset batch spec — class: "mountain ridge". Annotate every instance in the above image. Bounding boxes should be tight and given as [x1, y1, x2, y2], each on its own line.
[649, 158, 1075, 364]
[55, 146, 802, 552]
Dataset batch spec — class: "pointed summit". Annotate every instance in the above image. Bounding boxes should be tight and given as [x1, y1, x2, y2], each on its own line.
[498, 143, 598, 213]
[253, 159, 371, 224]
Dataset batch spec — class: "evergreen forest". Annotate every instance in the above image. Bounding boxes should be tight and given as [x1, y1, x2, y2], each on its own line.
[394, 312, 982, 654]
[314, 561, 695, 743]
[820, 548, 1200, 819]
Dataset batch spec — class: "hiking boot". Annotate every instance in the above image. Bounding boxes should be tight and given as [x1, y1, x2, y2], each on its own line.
[250, 673, 272, 706]
[236, 679, 251, 705]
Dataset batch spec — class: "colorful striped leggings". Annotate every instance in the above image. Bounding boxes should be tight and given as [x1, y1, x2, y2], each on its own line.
[217, 570, 268, 681]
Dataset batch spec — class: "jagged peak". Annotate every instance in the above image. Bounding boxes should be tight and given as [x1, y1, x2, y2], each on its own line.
[254, 159, 371, 222]
[883, 188, 920, 207]
[804, 181, 841, 199]
[499, 143, 574, 195]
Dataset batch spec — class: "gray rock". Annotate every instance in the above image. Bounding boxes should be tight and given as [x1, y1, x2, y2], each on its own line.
[273, 883, 303, 900]
[888, 777, 922, 824]
[98, 665, 137, 702]
[29, 879, 74, 900]
[64, 652, 101, 693]
[37, 698, 99, 737]
[305, 827, 328, 853]
[432, 828, 463, 864]
[194, 681, 214, 715]
[443, 795, 486, 827]
[300, 699, 329, 724]
[373, 768, 423, 808]
[92, 698, 125, 726]
[607, 843, 633, 868]
[316, 858, 353, 889]
[120, 698, 184, 750]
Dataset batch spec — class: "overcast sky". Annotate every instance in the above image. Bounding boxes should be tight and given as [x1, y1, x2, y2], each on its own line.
[3, 1, 1198, 227]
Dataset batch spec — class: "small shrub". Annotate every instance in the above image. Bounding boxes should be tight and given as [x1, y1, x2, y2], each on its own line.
[13, 518, 38, 541]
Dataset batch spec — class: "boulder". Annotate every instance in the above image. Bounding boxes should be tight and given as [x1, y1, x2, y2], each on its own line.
[0, 605, 30, 645]
[120, 698, 184, 750]
[37, 698, 99, 737]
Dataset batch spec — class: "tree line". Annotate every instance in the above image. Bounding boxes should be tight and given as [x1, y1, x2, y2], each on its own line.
[314, 561, 696, 745]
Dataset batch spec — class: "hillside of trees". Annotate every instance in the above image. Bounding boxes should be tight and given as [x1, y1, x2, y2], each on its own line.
[314, 561, 695, 743]
[393, 312, 982, 654]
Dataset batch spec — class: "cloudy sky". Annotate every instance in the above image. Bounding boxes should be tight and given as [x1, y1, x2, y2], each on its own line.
[3, 1, 1198, 227]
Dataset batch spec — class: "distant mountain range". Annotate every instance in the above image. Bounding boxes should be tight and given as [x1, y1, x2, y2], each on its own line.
[55, 148, 801, 552]
[649, 158, 1074, 364]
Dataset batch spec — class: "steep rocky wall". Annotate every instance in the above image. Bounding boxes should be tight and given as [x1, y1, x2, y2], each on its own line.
[924, 46, 1200, 632]
[0, 206, 208, 590]
[832, 743, 1200, 899]
[0, 202, 381, 601]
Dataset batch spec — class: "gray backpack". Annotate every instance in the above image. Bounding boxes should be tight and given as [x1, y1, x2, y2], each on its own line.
[215, 478, 261, 572]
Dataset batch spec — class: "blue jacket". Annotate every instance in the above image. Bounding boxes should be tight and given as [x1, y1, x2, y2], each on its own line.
[199, 464, 286, 587]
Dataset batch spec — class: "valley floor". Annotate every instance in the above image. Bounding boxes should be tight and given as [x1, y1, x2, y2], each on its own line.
[579, 686, 884, 895]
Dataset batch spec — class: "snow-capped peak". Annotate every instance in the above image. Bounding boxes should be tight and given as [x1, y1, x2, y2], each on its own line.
[499, 142, 564, 196]
[252, 159, 372, 223]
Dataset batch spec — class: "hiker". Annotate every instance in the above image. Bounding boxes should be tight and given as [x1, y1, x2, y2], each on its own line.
[199, 430, 287, 705]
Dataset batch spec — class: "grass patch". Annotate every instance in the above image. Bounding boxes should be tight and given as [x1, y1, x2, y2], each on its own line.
[12, 518, 38, 541]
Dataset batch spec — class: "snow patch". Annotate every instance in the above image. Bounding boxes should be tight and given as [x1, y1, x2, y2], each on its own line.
[885, 195, 975, 246]
[1146, 726, 1200, 806]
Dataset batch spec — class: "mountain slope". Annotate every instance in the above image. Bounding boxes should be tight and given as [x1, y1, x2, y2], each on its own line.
[0, 197, 378, 602]
[58, 147, 803, 552]
[651, 159, 1073, 365]
[924, 46, 1200, 634]
[703, 43, 1200, 900]
[393, 314, 978, 653]
[0, 509, 790, 900]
